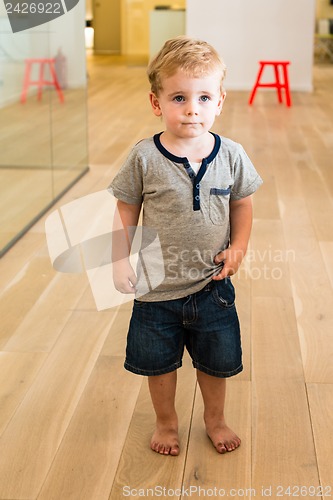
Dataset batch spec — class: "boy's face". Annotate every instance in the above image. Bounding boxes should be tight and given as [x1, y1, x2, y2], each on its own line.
[149, 68, 225, 140]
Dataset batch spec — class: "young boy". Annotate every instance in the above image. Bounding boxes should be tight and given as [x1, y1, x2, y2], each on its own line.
[109, 36, 262, 456]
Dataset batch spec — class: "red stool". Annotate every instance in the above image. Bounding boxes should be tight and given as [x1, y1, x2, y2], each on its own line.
[21, 58, 64, 103]
[249, 61, 292, 107]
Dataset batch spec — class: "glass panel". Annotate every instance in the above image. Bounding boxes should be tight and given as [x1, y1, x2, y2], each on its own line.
[0, 17, 53, 252]
[49, 9, 89, 199]
[0, 1, 88, 256]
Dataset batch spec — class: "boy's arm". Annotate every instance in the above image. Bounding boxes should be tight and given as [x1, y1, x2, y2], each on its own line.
[112, 199, 142, 293]
[212, 195, 253, 280]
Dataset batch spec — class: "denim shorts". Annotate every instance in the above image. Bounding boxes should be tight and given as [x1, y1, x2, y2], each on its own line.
[124, 278, 242, 378]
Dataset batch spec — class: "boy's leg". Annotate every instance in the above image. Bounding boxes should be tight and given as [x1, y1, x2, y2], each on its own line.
[196, 370, 241, 454]
[148, 370, 179, 456]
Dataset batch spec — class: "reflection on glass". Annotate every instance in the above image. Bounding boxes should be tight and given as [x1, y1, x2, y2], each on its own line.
[0, 1, 89, 256]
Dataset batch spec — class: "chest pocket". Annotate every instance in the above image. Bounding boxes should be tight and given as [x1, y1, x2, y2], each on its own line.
[209, 187, 231, 225]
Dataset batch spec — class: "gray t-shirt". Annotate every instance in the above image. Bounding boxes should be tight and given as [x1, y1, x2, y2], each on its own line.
[108, 132, 263, 301]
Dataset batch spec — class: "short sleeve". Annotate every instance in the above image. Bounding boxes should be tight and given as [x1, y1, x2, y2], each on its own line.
[107, 145, 143, 205]
[230, 145, 263, 201]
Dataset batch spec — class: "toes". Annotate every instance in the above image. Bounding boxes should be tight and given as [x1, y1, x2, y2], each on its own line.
[216, 442, 227, 454]
[225, 438, 241, 452]
[170, 445, 180, 456]
[151, 441, 164, 454]
[159, 444, 168, 454]
[225, 440, 234, 451]
[214, 436, 241, 454]
[232, 437, 241, 449]
[151, 441, 179, 456]
[151, 441, 158, 453]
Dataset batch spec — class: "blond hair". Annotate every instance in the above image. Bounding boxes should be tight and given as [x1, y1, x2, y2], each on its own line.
[147, 36, 226, 96]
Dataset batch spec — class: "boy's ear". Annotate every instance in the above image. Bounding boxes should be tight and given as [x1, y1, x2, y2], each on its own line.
[149, 92, 162, 116]
[216, 91, 227, 116]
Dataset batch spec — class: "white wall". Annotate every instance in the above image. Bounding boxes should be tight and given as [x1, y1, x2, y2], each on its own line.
[187, 0, 316, 91]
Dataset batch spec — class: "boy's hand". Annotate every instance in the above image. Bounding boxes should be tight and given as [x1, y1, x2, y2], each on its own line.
[213, 196, 252, 281]
[212, 246, 245, 281]
[113, 259, 137, 294]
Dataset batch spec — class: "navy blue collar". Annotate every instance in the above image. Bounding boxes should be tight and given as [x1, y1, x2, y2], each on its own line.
[153, 132, 221, 211]
[153, 131, 221, 164]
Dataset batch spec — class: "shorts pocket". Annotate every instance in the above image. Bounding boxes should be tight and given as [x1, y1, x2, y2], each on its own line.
[212, 278, 235, 308]
[209, 187, 231, 225]
[133, 298, 149, 308]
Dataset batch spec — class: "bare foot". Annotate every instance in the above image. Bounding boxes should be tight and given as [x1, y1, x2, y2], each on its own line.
[205, 418, 241, 454]
[150, 421, 180, 456]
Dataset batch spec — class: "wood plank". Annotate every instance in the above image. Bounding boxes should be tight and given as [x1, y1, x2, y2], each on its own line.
[0, 233, 46, 292]
[270, 126, 333, 383]
[252, 295, 304, 379]
[319, 241, 333, 289]
[252, 171, 280, 220]
[296, 156, 333, 242]
[252, 379, 320, 496]
[250, 219, 293, 299]
[251, 297, 320, 493]
[100, 301, 132, 357]
[0, 256, 56, 348]
[182, 381, 251, 498]
[0, 352, 47, 437]
[3, 272, 89, 352]
[283, 225, 333, 383]
[307, 384, 333, 490]
[109, 356, 197, 500]
[0, 169, 53, 239]
[37, 356, 142, 500]
[233, 270, 251, 381]
[301, 125, 333, 197]
[0, 308, 118, 499]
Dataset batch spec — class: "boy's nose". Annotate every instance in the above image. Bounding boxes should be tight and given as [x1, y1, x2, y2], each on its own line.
[185, 100, 199, 115]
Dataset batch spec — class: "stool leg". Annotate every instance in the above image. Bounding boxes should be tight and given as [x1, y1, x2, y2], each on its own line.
[21, 61, 31, 103]
[248, 64, 265, 105]
[274, 64, 283, 104]
[37, 61, 44, 101]
[282, 64, 292, 107]
[49, 61, 64, 103]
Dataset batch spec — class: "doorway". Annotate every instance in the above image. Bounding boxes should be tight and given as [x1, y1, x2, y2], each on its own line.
[93, 0, 121, 53]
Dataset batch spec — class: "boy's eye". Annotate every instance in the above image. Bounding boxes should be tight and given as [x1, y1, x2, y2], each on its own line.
[200, 95, 210, 102]
[173, 95, 185, 102]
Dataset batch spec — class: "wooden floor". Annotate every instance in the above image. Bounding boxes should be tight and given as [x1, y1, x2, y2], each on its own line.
[0, 55, 333, 499]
